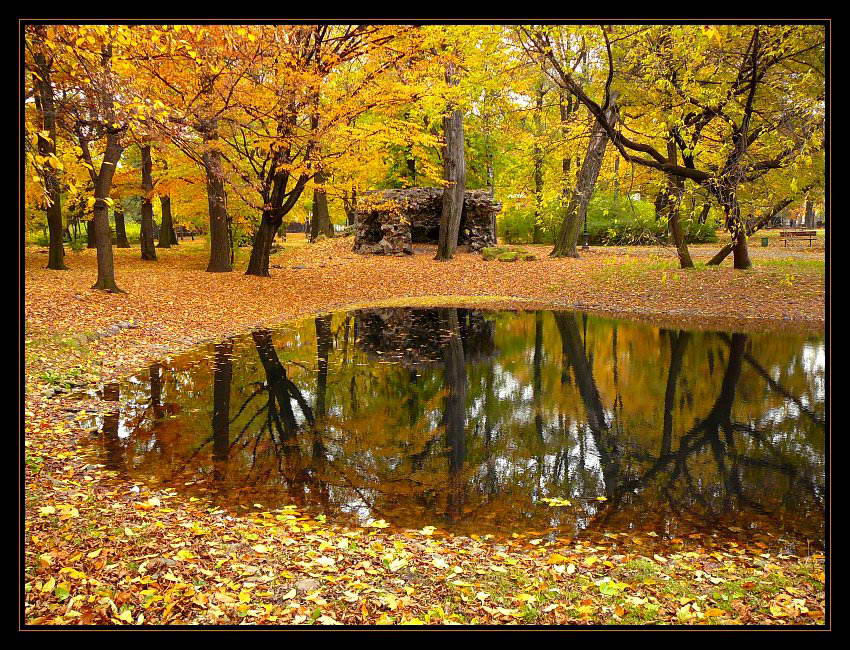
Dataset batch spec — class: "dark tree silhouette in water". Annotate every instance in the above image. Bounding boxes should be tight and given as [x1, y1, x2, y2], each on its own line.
[441, 309, 468, 521]
[100, 382, 126, 476]
[554, 311, 621, 498]
[314, 315, 333, 419]
[212, 341, 233, 485]
[435, 61, 467, 261]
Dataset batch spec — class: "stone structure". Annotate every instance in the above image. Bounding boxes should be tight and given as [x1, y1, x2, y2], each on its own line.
[352, 188, 500, 255]
[355, 308, 496, 366]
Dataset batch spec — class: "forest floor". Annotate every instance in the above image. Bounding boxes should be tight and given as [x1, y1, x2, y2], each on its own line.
[23, 236, 826, 626]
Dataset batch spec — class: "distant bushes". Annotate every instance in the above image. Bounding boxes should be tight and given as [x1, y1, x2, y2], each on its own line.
[498, 191, 719, 246]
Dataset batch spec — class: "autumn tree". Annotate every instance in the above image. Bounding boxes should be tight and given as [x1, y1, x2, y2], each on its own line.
[225, 25, 418, 276]
[25, 25, 67, 270]
[521, 24, 824, 269]
[51, 25, 145, 292]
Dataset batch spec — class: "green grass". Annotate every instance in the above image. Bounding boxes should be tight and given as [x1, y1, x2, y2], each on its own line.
[757, 258, 825, 272]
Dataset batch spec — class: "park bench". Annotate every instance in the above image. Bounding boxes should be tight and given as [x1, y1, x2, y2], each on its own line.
[779, 230, 817, 247]
[174, 226, 200, 241]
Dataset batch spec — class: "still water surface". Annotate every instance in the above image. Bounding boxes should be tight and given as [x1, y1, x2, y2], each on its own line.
[85, 308, 825, 549]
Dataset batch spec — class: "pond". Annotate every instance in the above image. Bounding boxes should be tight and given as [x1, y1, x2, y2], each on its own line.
[83, 308, 825, 552]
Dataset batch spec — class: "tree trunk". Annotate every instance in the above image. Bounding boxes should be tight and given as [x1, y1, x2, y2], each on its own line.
[731, 223, 752, 269]
[91, 133, 124, 292]
[86, 218, 97, 248]
[712, 186, 752, 269]
[157, 194, 176, 248]
[532, 81, 545, 244]
[698, 202, 711, 224]
[435, 62, 466, 261]
[660, 142, 694, 268]
[310, 170, 334, 241]
[114, 209, 130, 247]
[202, 144, 232, 272]
[804, 197, 815, 229]
[139, 145, 157, 261]
[31, 28, 67, 270]
[245, 214, 279, 277]
[708, 190, 811, 266]
[551, 98, 618, 258]
[343, 189, 358, 226]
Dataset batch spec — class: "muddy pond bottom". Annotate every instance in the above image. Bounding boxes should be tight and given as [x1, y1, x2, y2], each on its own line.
[82, 308, 825, 552]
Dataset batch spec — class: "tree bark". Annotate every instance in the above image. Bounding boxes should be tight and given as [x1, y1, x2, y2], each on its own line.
[200, 121, 232, 272]
[157, 194, 177, 247]
[86, 218, 97, 248]
[31, 29, 67, 270]
[139, 145, 157, 261]
[804, 197, 815, 229]
[532, 80, 545, 244]
[114, 208, 130, 247]
[90, 132, 125, 292]
[551, 98, 618, 258]
[310, 170, 334, 241]
[246, 216, 279, 277]
[435, 62, 466, 261]
[707, 190, 811, 265]
[660, 141, 694, 268]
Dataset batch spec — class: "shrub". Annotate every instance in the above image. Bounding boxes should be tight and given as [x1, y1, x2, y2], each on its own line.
[499, 208, 535, 244]
[586, 192, 719, 245]
[496, 190, 720, 247]
[498, 201, 561, 245]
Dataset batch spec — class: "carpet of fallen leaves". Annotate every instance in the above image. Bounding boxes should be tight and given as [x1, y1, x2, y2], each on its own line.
[24, 237, 826, 626]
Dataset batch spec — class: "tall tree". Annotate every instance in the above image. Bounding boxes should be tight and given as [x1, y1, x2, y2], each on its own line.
[435, 59, 466, 261]
[522, 24, 824, 269]
[551, 97, 618, 257]
[139, 144, 158, 260]
[26, 25, 67, 270]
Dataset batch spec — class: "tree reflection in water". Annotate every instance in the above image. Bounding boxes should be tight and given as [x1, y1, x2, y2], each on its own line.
[90, 308, 825, 550]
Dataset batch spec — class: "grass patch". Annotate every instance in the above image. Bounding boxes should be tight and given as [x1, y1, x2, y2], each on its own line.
[757, 258, 825, 272]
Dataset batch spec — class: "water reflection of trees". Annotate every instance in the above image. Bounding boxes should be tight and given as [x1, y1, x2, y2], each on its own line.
[95, 309, 825, 546]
